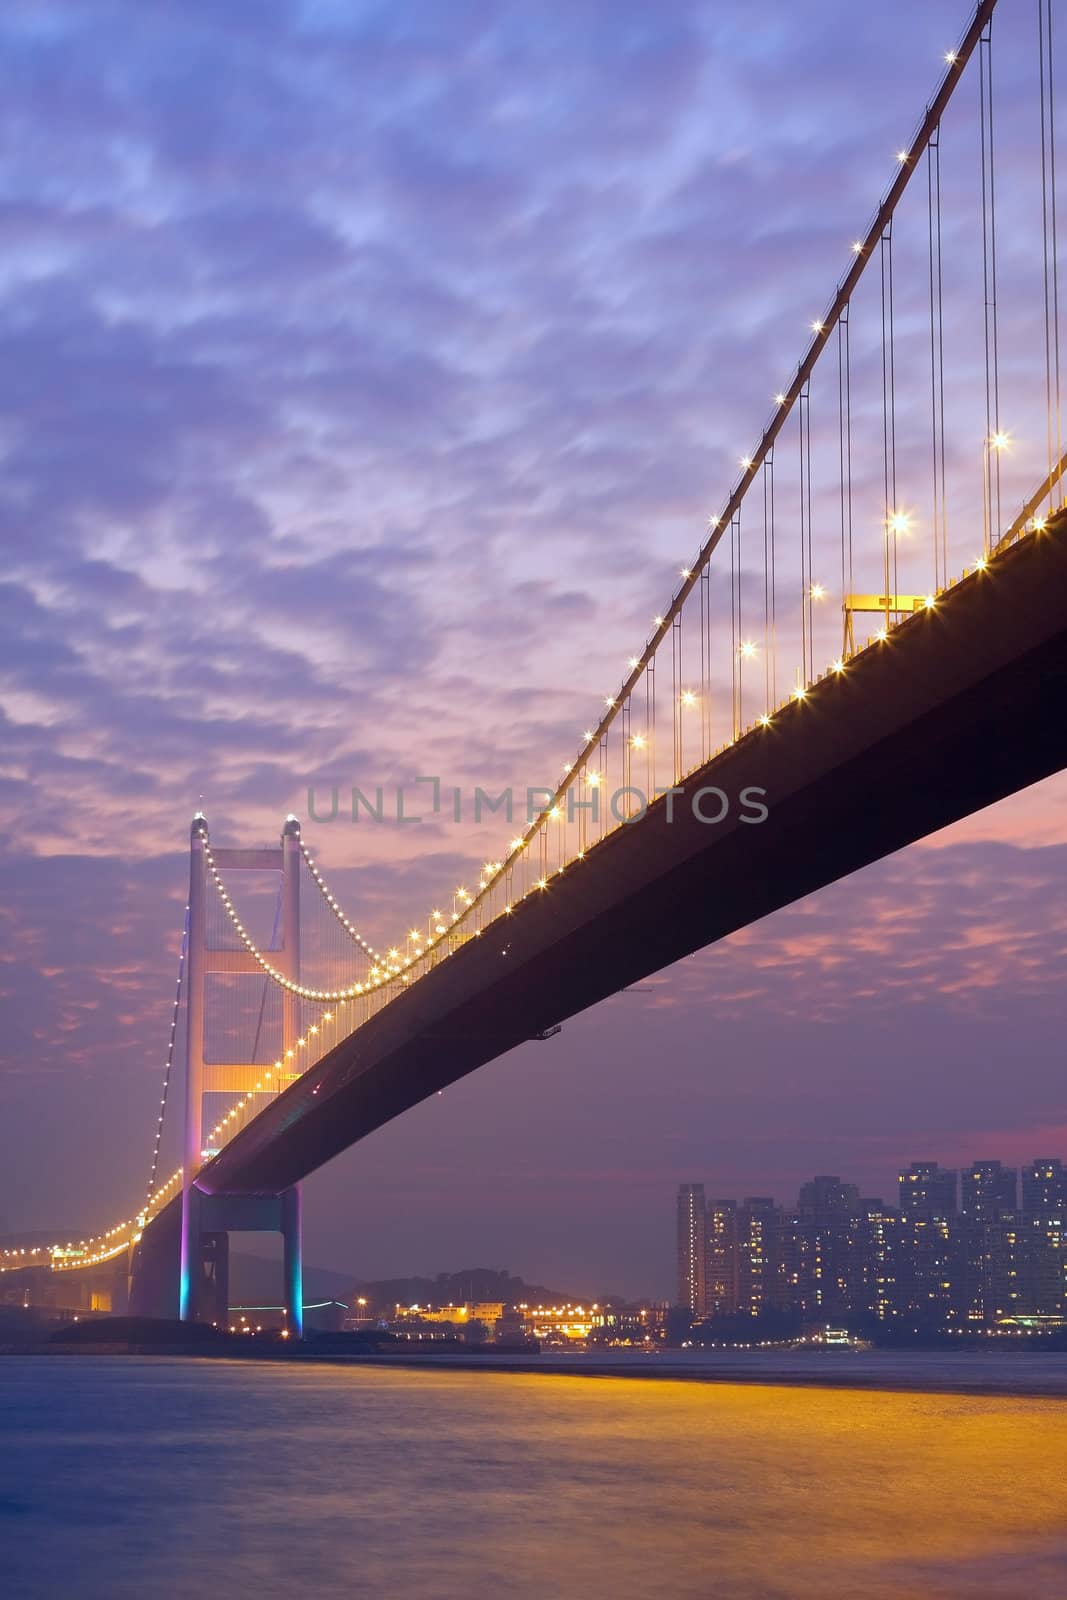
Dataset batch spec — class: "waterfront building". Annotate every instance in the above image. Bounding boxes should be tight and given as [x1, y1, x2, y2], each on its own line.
[677, 1153, 1066, 1336]
[1016, 1211, 1067, 1316]
[791, 1176, 862, 1318]
[848, 1201, 902, 1324]
[705, 1199, 739, 1317]
[677, 1183, 707, 1315]
[738, 1197, 786, 1316]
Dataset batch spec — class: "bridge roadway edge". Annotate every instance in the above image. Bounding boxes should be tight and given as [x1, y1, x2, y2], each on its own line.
[131, 519, 1067, 1302]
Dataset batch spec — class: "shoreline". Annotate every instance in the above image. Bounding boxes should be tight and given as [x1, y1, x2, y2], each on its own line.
[5, 1345, 1067, 1399]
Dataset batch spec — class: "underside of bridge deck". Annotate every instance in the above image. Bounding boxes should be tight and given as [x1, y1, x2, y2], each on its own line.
[131, 517, 1067, 1310]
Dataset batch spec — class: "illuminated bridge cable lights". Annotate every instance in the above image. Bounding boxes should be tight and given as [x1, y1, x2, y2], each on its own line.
[143, 903, 189, 1213]
[367, 0, 1005, 966]
[12, 906, 197, 1268]
[41, 1165, 187, 1275]
[203, 840, 379, 1004]
[298, 839, 380, 961]
[199, 999, 351, 1161]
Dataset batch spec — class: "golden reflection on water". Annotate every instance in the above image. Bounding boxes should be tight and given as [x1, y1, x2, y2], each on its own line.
[314, 1369, 1066, 1600]
[4, 1360, 1066, 1600]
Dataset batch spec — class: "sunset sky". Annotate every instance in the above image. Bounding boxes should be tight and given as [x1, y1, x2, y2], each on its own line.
[2, 0, 1065, 1300]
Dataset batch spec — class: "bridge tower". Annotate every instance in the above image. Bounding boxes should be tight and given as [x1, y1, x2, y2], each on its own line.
[178, 813, 304, 1335]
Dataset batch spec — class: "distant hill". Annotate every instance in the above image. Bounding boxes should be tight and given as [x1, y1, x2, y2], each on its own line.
[230, 1253, 356, 1306]
[354, 1267, 585, 1309]
[230, 1257, 582, 1309]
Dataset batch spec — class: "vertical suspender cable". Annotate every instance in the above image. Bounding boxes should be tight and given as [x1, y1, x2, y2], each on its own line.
[881, 224, 897, 621]
[928, 127, 948, 590]
[762, 458, 771, 711]
[1040, 0, 1063, 508]
[980, 19, 1002, 547]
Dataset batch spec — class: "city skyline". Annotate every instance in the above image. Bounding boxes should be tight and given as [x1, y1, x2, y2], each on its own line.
[676, 1156, 1067, 1331]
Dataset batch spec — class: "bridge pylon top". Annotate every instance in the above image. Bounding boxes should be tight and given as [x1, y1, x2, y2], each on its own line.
[282, 814, 301, 838]
[191, 811, 208, 840]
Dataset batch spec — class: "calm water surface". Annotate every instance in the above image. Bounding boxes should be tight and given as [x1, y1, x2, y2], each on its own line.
[2, 1355, 1065, 1599]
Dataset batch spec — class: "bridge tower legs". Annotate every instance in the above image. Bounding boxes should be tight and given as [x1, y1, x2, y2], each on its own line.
[282, 1185, 303, 1340]
[178, 813, 208, 1323]
[280, 817, 303, 1339]
[177, 813, 304, 1335]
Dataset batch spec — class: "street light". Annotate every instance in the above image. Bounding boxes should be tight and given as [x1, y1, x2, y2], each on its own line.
[983, 431, 1010, 554]
[883, 510, 912, 628]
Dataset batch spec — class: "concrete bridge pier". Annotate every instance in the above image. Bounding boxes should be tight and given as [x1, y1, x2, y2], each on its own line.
[132, 1183, 302, 1336]
[185, 1187, 302, 1335]
[281, 1184, 303, 1341]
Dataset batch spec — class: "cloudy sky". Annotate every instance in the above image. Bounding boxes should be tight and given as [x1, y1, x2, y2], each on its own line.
[2, 0, 1065, 1299]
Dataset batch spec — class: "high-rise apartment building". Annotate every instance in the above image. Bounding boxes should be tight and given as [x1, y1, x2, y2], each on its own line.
[676, 1183, 707, 1315]
[706, 1199, 740, 1317]
[738, 1197, 785, 1316]
[848, 1201, 901, 1323]
[1016, 1212, 1067, 1316]
[791, 1176, 862, 1317]
[961, 1160, 1017, 1220]
[956, 1162, 1020, 1325]
[1021, 1159, 1067, 1218]
[796, 1175, 861, 1223]
[898, 1161, 957, 1219]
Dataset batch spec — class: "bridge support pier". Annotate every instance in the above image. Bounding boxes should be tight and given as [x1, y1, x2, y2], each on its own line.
[177, 1187, 303, 1334]
[282, 1184, 303, 1340]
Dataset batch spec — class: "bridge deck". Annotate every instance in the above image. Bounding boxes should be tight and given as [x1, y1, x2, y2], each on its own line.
[170, 517, 1067, 1201]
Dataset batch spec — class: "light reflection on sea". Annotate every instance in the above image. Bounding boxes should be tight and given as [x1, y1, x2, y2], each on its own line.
[1, 1355, 1065, 1599]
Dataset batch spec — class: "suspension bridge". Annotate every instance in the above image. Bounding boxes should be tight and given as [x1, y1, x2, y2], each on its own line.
[5, 0, 1067, 1333]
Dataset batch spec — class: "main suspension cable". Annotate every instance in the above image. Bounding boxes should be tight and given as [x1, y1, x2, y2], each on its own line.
[143, 903, 189, 1212]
